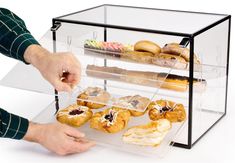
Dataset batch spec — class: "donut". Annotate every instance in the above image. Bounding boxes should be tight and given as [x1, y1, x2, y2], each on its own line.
[113, 95, 150, 117]
[77, 87, 111, 109]
[122, 119, 171, 146]
[148, 100, 186, 123]
[56, 104, 93, 127]
[90, 107, 131, 133]
[134, 40, 161, 55]
[161, 43, 200, 64]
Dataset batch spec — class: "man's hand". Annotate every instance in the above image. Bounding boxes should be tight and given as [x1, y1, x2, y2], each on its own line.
[23, 122, 96, 155]
[24, 45, 81, 92]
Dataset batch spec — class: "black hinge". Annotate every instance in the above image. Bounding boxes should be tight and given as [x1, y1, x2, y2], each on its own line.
[179, 37, 190, 48]
[51, 22, 61, 32]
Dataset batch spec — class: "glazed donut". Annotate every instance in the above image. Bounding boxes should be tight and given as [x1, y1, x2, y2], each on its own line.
[77, 87, 111, 109]
[161, 43, 200, 64]
[90, 107, 131, 133]
[134, 40, 161, 55]
[56, 104, 93, 127]
[122, 119, 171, 146]
[148, 100, 186, 123]
[113, 95, 150, 117]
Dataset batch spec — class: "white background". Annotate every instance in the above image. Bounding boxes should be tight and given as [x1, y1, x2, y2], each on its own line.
[0, 0, 234, 163]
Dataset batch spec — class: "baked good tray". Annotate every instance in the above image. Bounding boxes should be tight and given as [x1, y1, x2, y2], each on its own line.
[32, 90, 187, 157]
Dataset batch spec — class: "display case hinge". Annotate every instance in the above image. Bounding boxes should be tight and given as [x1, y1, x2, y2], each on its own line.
[179, 37, 190, 48]
[51, 22, 61, 32]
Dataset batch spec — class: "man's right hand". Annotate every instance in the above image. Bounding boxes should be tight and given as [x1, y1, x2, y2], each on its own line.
[23, 122, 95, 155]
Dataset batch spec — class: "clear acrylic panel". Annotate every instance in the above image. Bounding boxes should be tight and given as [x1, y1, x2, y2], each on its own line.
[192, 20, 229, 143]
[0, 5, 229, 153]
[60, 5, 226, 34]
[1, 23, 192, 113]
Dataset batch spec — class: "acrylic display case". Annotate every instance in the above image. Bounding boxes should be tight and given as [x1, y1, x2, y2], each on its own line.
[0, 4, 231, 157]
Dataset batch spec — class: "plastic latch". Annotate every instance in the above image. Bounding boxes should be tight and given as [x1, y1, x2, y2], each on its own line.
[179, 37, 190, 48]
[51, 22, 61, 32]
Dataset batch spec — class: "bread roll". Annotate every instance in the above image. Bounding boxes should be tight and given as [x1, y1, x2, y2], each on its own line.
[134, 40, 161, 55]
[162, 43, 200, 64]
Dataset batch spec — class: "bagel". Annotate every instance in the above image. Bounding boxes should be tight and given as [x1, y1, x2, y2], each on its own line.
[134, 40, 161, 55]
[162, 43, 200, 64]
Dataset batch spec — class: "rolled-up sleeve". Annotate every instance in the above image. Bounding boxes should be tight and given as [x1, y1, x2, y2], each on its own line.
[0, 8, 38, 140]
[0, 8, 39, 63]
[0, 108, 29, 139]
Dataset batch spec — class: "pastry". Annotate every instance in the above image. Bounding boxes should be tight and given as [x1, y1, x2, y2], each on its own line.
[113, 95, 151, 117]
[122, 119, 171, 147]
[121, 69, 206, 92]
[86, 64, 124, 80]
[134, 40, 161, 55]
[84, 39, 133, 57]
[122, 71, 206, 92]
[121, 50, 154, 64]
[148, 100, 186, 123]
[56, 104, 93, 127]
[90, 107, 131, 133]
[77, 87, 111, 109]
[161, 43, 200, 64]
[86, 65, 207, 92]
[152, 53, 187, 69]
[157, 73, 206, 92]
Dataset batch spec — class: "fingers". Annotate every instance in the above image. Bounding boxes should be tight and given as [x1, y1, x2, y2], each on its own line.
[62, 73, 80, 85]
[53, 80, 72, 92]
[67, 137, 96, 154]
[74, 140, 96, 153]
[39, 52, 81, 93]
[55, 72, 80, 92]
[43, 123, 96, 155]
[58, 125, 95, 155]
[64, 125, 85, 138]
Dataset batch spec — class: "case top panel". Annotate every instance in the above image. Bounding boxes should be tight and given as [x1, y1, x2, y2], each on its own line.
[56, 5, 227, 35]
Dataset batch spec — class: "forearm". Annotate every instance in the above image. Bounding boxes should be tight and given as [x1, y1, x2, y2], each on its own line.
[23, 122, 42, 143]
[24, 44, 51, 69]
[0, 108, 29, 139]
[0, 8, 39, 63]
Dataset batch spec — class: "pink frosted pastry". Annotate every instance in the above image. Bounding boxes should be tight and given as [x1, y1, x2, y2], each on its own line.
[84, 39, 133, 57]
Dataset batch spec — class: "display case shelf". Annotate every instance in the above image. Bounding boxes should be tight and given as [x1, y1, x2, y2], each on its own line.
[33, 90, 187, 158]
